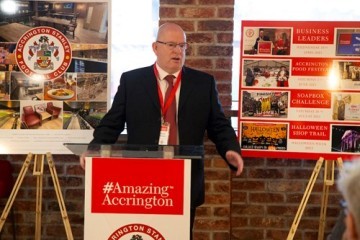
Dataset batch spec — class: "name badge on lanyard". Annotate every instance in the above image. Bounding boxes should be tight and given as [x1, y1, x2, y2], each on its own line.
[153, 64, 182, 145]
[158, 121, 170, 145]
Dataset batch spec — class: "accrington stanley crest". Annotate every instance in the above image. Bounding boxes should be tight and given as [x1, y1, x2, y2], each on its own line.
[28, 35, 59, 70]
[16, 26, 72, 81]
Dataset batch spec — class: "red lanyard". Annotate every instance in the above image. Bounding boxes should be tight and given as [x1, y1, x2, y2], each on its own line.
[153, 64, 182, 118]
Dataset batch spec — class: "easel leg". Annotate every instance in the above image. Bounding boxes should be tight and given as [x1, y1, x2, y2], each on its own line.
[46, 153, 74, 240]
[318, 160, 334, 240]
[318, 157, 344, 240]
[287, 157, 343, 240]
[33, 154, 44, 240]
[287, 157, 324, 240]
[0, 153, 33, 232]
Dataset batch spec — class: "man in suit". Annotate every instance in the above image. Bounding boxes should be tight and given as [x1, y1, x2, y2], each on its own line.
[253, 29, 270, 54]
[80, 22, 244, 239]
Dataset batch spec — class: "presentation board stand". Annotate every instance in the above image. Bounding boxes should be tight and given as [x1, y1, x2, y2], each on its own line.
[0, 153, 73, 240]
[65, 143, 204, 240]
[287, 157, 343, 240]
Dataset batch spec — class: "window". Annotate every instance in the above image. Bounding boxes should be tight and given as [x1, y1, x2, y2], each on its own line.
[110, 1, 159, 134]
[110, 0, 159, 103]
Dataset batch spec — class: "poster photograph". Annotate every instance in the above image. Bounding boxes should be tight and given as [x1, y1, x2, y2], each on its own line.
[0, 0, 109, 154]
[239, 20, 360, 160]
[242, 59, 291, 88]
[241, 122, 288, 151]
[331, 125, 360, 153]
[241, 90, 288, 118]
[243, 27, 292, 56]
[335, 28, 360, 56]
[332, 92, 360, 121]
[335, 60, 360, 89]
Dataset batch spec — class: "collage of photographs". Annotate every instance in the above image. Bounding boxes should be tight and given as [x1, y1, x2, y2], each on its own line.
[240, 22, 360, 155]
[0, 1, 109, 130]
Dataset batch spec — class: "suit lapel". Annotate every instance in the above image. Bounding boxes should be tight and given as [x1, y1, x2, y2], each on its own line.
[142, 66, 160, 111]
[179, 67, 193, 113]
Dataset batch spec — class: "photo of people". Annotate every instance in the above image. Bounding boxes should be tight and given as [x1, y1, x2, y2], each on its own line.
[243, 27, 292, 55]
[274, 31, 290, 55]
[244, 67, 255, 86]
[241, 122, 288, 150]
[252, 29, 271, 54]
[241, 91, 289, 118]
[331, 125, 360, 152]
[242, 59, 290, 88]
[276, 66, 289, 87]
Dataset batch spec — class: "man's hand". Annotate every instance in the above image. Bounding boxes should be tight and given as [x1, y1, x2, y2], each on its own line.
[225, 150, 244, 176]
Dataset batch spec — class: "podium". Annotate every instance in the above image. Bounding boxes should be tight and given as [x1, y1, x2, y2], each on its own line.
[257, 41, 273, 55]
[65, 143, 204, 240]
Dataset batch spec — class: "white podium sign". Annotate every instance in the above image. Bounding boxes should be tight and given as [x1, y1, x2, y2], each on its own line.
[84, 157, 191, 240]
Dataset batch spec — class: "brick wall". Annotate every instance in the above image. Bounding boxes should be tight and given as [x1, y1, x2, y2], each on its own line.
[231, 159, 342, 240]
[0, 1, 343, 240]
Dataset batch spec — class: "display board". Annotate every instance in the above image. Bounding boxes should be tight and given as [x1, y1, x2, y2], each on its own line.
[0, 0, 109, 154]
[239, 21, 360, 160]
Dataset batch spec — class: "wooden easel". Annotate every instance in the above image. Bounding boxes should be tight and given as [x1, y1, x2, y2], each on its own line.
[287, 157, 343, 240]
[0, 153, 73, 240]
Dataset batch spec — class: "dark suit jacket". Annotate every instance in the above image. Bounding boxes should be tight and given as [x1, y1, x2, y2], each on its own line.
[91, 64, 240, 207]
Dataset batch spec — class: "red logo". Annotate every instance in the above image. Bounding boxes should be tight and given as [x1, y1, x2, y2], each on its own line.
[15, 27, 72, 81]
[107, 223, 166, 240]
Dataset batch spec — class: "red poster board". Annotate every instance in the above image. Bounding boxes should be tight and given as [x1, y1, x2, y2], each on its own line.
[84, 157, 191, 239]
[239, 20, 360, 160]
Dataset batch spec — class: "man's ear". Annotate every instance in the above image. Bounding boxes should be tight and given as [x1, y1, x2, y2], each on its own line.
[152, 42, 158, 53]
[346, 212, 359, 239]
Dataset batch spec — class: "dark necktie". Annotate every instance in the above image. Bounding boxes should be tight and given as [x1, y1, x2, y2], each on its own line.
[164, 75, 177, 145]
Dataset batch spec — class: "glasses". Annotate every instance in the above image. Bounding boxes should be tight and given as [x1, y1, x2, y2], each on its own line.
[156, 41, 189, 50]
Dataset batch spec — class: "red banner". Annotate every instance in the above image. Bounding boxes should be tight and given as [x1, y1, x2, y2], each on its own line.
[84, 157, 191, 239]
[91, 157, 184, 214]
